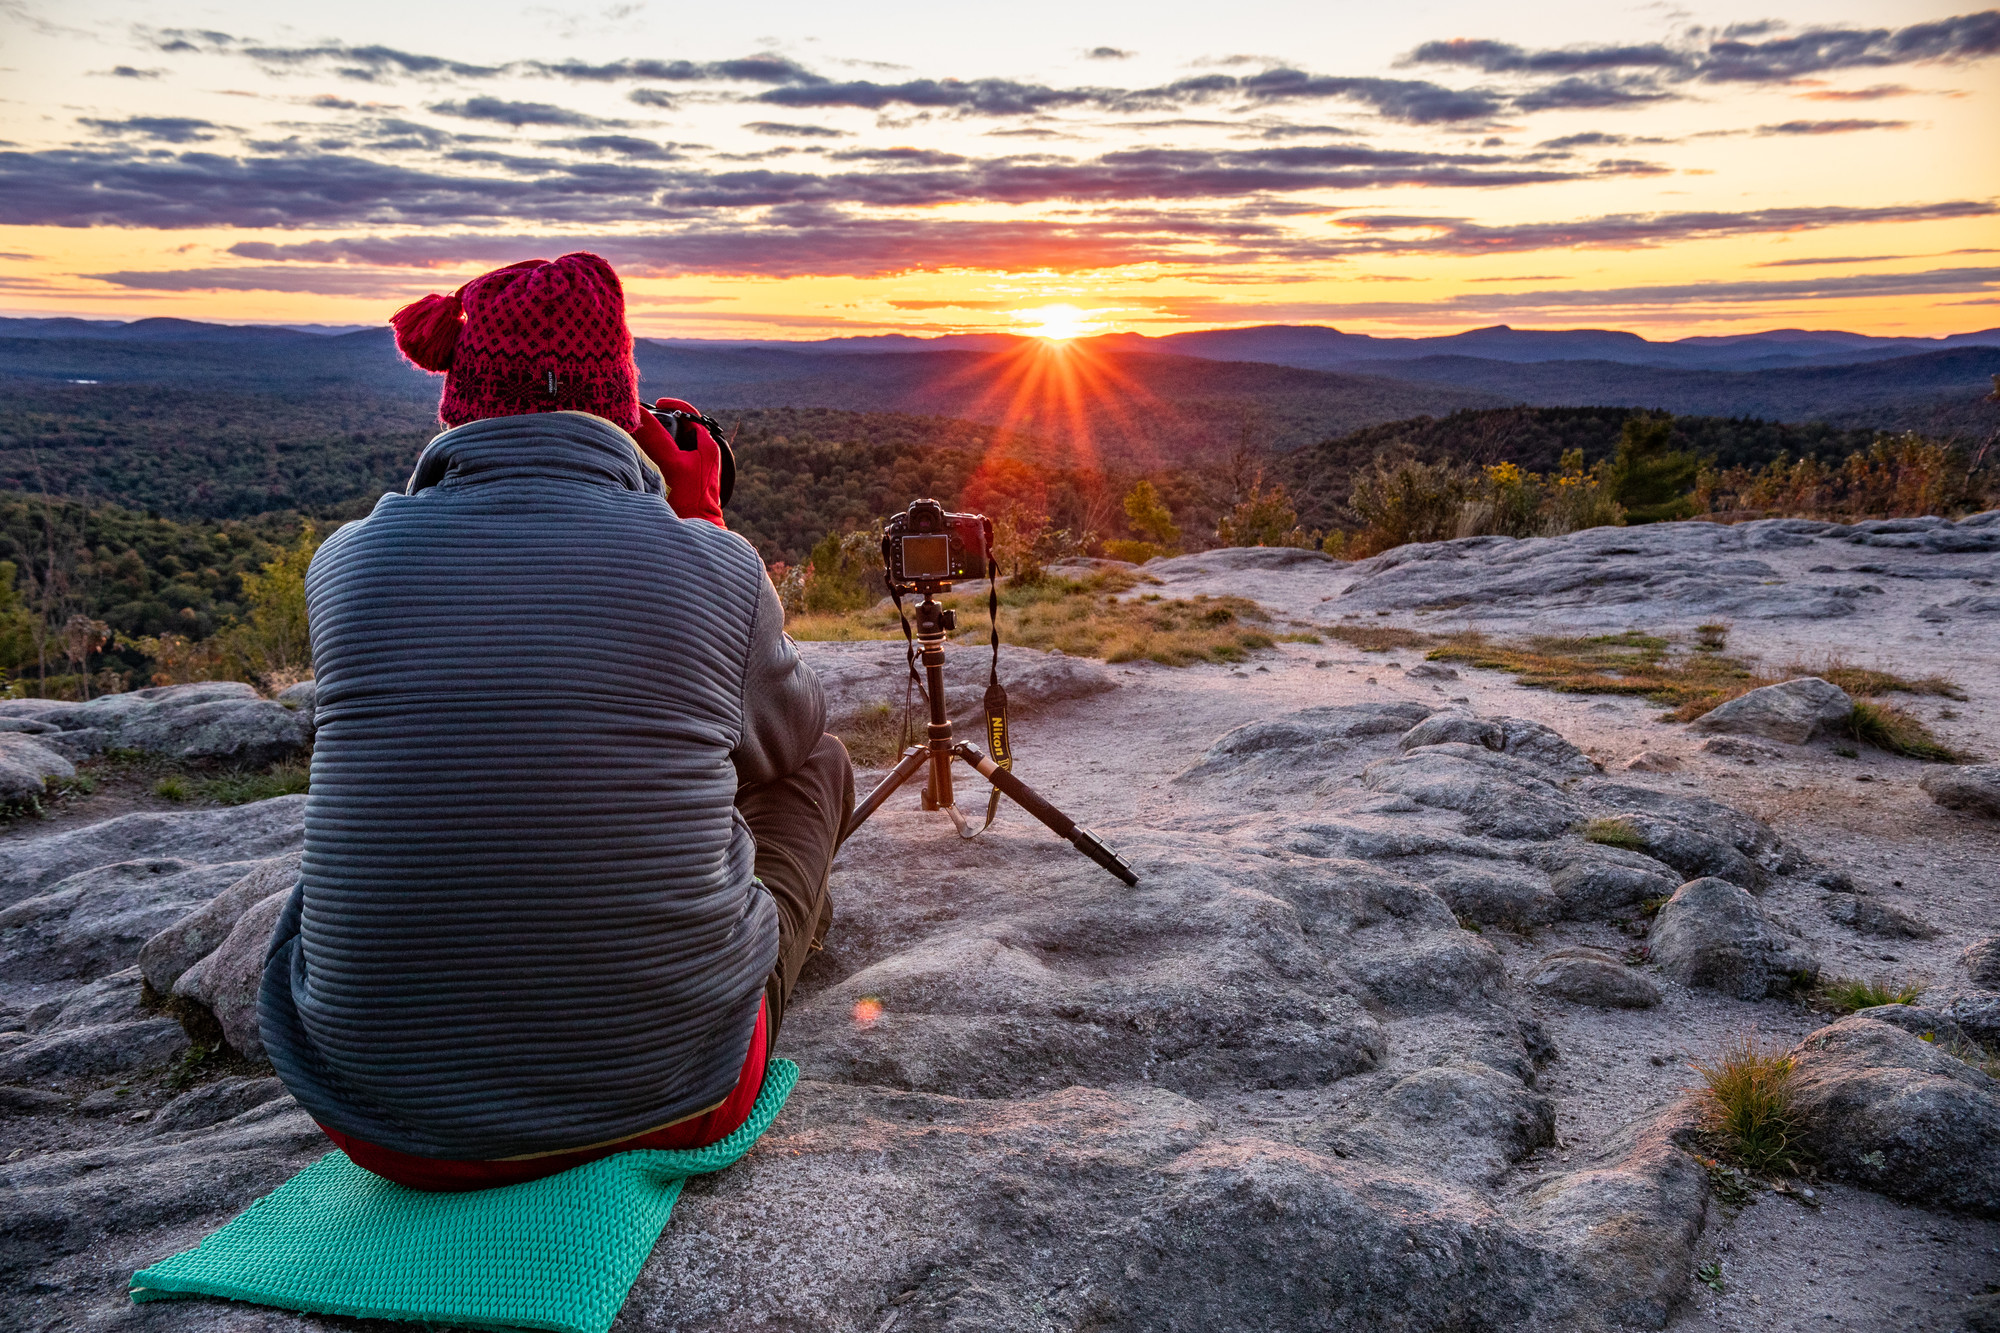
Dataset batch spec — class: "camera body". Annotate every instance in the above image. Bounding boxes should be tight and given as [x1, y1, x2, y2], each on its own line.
[882, 498, 992, 592]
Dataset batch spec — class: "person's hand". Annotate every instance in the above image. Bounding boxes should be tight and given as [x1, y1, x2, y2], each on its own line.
[632, 397, 725, 528]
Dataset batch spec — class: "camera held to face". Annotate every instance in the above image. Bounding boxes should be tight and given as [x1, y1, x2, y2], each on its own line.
[881, 498, 993, 593]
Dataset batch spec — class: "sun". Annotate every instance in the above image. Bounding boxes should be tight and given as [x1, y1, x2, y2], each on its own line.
[1013, 304, 1106, 341]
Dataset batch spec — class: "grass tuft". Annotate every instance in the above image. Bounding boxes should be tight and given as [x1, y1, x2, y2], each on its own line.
[197, 763, 310, 806]
[1692, 1031, 1805, 1175]
[1581, 816, 1647, 851]
[1842, 701, 1967, 762]
[1329, 625, 1433, 653]
[154, 774, 192, 802]
[1814, 974, 1923, 1014]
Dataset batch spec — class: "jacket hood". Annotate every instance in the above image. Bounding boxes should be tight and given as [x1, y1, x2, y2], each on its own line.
[405, 410, 665, 498]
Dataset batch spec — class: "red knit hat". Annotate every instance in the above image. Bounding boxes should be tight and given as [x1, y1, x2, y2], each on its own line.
[390, 252, 641, 433]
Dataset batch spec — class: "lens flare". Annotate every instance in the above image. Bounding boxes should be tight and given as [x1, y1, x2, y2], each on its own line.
[1013, 304, 1105, 340]
[852, 997, 884, 1028]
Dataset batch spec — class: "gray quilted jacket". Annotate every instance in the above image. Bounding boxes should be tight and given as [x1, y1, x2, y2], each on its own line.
[260, 412, 823, 1161]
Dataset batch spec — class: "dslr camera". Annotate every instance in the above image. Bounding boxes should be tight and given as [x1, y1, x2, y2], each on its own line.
[882, 499, 992, 593]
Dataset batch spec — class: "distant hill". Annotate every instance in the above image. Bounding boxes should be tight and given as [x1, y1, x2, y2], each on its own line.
[1341, 347, 2000, 439]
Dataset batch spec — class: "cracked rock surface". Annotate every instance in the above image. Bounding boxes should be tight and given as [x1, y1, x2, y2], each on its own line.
[4, 517, 1999, 1332]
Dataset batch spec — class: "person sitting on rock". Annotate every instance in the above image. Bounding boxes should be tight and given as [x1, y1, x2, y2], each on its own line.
[258, 252, 853, 1191]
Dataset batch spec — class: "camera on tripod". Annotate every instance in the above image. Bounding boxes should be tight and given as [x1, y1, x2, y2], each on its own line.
[881, 499, 993, 592]
[843, 497, 1137, 886]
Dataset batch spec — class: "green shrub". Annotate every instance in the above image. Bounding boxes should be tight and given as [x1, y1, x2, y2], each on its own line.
[154, 774, 191, 802]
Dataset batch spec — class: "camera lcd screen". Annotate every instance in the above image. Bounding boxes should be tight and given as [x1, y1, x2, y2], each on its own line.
[900, 534, 951, 579]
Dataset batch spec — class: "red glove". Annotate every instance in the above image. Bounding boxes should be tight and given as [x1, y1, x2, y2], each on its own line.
[631, 397, 725, 528]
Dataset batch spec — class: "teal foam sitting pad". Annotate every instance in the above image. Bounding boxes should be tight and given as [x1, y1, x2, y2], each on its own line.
[130, 1058, 799, 1333]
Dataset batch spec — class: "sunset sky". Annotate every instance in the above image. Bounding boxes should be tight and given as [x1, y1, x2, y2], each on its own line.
[2, 1, 1996, 340]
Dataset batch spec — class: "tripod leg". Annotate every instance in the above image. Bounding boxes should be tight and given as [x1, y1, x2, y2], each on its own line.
[842, 746, 930, 842]
[952, 744, 1138, 886]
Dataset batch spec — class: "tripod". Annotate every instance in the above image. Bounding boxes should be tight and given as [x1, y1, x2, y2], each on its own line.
[841, 590, 1138, 885]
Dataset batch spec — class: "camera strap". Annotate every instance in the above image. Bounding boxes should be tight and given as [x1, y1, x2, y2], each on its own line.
[981, 579, 1010, 824]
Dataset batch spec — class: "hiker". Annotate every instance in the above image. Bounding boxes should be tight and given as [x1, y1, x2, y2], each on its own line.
[258, 252, 853, 1191]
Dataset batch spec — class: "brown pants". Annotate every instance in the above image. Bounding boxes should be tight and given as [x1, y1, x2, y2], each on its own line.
[735, 733, 854, 1043]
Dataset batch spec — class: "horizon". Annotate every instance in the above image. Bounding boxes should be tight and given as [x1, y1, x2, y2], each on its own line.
[1, 2, 1997, 340]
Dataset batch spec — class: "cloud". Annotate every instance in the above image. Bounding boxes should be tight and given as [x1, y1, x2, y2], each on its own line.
[102, 65, 165, 79]
[77, 116, 225, 144]
[526, 55, 824, 84]
[1755, 254, 1904, 267]
[758, 77, 1110, 116]
[1085, 47, 1133, 60]
[428, 97, 625, 127]
[745, 121, 850, 138]
[1325, 200, 2000, 255]
[547, 135, 682, 159]
[1401, 38, 1686, 75]
[1406, 10, 2000, 86]
[1508, 75, 1676, 112]
[1456, 265, 2000, 307]
[1755, 118, 1911, 135]
[79, 264, 444, 294]
[1796, 83, 1919, 101]
[1233, 71, 1503, 123]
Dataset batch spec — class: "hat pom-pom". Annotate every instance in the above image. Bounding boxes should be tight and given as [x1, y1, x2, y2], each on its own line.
[391, 291, 464, 372]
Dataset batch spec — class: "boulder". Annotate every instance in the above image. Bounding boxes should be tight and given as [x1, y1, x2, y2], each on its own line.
[1622, 751, 1680, 773]
[1495, 717, 1598, 775]
[1541, 843, 1681, 919]
[1398, 714, 1503, 752]
[0, 732, 74, 804]
[1946, 992, 2000, 1048]
[1179, 702, 1435, 788]
[0, 681, 312, 768]
[1825, 892, 1937, 939]
[1921, 764, 2000, 819]
[1853, 1004, 1970, 1050]
[0, 968, 188, 1081]
[1687, 677, 1852, 744]
[0, 795, 304, 910]
[1403, 661, 1459, 681]
[1526, 948, 1661, 1009]
[1351, 1060, 1555, 1187]
[0, 856, 260, 984]
[1516, 1099, 1710, 1330]
[1424, 865, 1560, 929]
[172, 887, 290, 1060]
[138, 852, 302, 993]
[1789, 1015, 2000, 1215]
[1963, 937, 2000, 989]
[1647, 877, 1818, 1000]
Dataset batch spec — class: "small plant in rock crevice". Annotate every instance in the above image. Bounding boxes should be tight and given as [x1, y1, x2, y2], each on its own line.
[1580, 817, 1647, 851]
[1813, 975, 1923, 1014]
[1692, 1031, 1807, 1175]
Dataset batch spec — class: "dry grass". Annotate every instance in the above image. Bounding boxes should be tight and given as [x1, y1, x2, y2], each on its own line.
[1842, 701, 1968, 762]
[1814, 975, 1924, 1014]
[1422, 632, 1972, 757]
[1429, 629, 1758, 713]
[1802, 662, 1966, 701]
[790, 569, 1282, 667]
[1692, 1031, 1806, 1175]
[1329, 625, 1434, 653]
